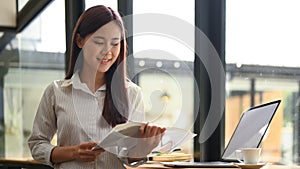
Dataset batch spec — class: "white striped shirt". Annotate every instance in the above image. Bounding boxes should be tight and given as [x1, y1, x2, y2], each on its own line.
[28, 72, 145, 169]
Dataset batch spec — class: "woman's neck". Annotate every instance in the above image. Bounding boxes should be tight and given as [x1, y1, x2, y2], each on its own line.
[79, 70, 105, 93]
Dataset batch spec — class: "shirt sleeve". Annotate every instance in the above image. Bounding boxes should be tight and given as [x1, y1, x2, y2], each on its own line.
[27, 83, 57, 167]
[118, 147, 147, 167]
[127, 84, 145, 122]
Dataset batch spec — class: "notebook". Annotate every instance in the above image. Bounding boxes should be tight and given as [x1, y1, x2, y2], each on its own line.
[162, 100, 281, 168]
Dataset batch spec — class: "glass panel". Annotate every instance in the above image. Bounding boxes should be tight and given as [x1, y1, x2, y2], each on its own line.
[85, 0, 117, 10]
[226, 0, 300, 165]
[133, 0, 195, 154]
[12, 0, 66, 53]
[18, 0, 29, 11]
[133, 0, 194, 62]
[1, 0, 65, 158]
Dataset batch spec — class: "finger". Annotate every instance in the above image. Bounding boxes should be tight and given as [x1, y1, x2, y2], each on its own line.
[160, 127, 167, 133]
[79, 154, 96, 158]
[140, 123, 148, 135]
[91, 149, 104, 157]
[144, 125, 154, 137]
[151, 126, 166, 137]
[79, 155, 97, 162]
[150, 126, 160, 136]
[156, 127, 166, 136]
[79, 151, 96, 157]
[94, 148, 105, 155]
[79, 147, 101, 157]
[80, 142, 97, 150]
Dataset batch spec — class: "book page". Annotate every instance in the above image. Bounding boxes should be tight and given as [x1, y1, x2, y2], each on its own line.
[92, 122, 196, 156]
[153, 127, 196, 153]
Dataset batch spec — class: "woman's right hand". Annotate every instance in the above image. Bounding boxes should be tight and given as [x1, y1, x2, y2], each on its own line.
[51, 142, 105, 164]
[73, 142, 105, 162]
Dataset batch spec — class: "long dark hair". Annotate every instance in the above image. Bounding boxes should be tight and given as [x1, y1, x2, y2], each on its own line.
[65, 5, 128, 127]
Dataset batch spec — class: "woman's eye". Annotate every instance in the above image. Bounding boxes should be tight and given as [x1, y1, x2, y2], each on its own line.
[111, 43, 119, 46]
[94, 41, 104, 45]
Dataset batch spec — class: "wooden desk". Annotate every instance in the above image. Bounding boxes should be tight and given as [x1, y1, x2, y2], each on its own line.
[0, 158, 52, 169]
[127, 163, 235, 169]
[127, 163, 300, 169]
[2, 158, 300, 169]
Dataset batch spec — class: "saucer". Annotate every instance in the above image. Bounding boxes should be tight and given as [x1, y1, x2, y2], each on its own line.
[234, 163, 266, 169]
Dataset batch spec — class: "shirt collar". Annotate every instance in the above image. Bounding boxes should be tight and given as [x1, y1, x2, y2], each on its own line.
[61, 79, 72, 87]
[61, 71, 106, 92]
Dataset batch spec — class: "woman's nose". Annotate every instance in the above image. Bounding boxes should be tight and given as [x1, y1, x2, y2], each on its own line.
[101, 44, 112, 55]
[106, 51, 112, 56]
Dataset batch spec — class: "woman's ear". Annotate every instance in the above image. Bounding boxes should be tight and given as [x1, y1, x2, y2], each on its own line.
[76, 34, 84, 48]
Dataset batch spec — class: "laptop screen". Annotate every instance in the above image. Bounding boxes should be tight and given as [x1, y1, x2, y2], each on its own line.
[221, 100, 281, 161]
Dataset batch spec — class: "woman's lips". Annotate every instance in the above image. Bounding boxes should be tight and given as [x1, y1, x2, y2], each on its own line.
[98, 58, 112, 64]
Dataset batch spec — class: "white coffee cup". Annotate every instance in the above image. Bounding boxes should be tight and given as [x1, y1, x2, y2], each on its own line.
[236, 148, 261, 164]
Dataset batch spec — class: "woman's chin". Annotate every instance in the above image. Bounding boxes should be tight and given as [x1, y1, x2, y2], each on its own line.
[97, 68, 109, 73]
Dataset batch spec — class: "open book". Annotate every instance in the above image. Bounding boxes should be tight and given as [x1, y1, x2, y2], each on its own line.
[92, 122, 196, 155]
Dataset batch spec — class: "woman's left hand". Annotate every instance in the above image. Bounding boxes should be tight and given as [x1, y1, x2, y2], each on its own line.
[128, 123, 166, 159]
[140, 123, 166, 149]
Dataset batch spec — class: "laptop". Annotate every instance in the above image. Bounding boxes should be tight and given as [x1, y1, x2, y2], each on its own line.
[162, 100, 281, 168]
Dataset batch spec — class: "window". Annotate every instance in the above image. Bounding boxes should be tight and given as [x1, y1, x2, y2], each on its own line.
[85, 0, 117, 10]
[1, 0, 65, 157]
[133, 0, 195, 154]
[226, 0, 300, 164]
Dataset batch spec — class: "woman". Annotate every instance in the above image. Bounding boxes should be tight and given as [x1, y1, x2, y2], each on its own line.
[28, 5, 165, 169]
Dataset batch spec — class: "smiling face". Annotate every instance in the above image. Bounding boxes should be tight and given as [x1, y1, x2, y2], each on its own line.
[77, 21, 122, 75]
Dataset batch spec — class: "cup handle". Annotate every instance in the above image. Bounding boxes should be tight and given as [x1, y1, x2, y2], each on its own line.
[235, 150, 244, 163]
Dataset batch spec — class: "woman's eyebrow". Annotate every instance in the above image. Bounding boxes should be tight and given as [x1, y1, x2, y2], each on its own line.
[93, 36, 104, 40]
[93, 36, 120, 41]
[111, 37, 121, 41]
